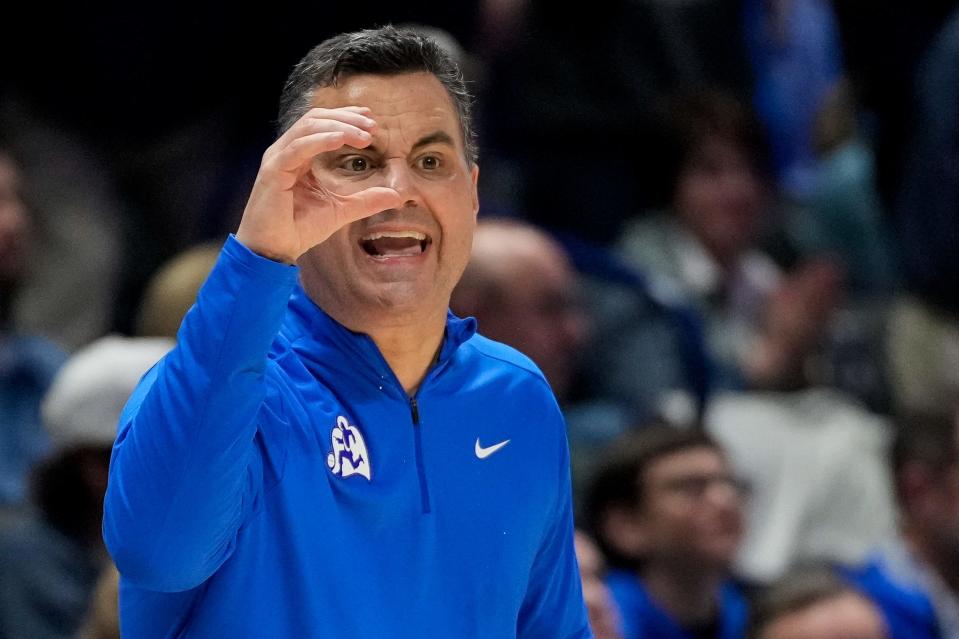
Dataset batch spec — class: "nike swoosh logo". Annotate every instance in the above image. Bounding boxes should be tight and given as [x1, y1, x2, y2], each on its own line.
[475, 438, 511, 459]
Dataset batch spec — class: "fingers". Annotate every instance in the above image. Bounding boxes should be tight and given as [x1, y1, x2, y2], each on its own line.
[330, 187, 405, 227]
[272, 128, 370, 174]
[266, 107, 378, 177]
[276, 106, 376, 148]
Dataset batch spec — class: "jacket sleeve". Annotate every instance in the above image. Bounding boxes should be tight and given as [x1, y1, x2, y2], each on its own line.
[103, 235, 299, 593]
[517, 400, 594, 639]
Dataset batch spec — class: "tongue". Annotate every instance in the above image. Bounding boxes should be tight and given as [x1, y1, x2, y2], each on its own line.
[368, 237, 422, 257]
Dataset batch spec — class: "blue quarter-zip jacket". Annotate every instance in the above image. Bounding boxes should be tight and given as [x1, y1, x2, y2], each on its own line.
[103, 236, 591, 638]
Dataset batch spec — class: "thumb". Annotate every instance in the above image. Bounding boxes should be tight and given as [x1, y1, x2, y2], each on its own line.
[332, 187, 404, 226]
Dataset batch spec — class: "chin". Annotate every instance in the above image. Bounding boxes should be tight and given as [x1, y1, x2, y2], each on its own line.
[365, 280, 440, 315]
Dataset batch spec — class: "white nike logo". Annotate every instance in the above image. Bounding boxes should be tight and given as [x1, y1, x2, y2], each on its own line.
[475, 438, 511, 459]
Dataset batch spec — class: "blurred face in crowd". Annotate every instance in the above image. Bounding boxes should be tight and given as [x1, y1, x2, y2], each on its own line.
[758, 592, 888, 639]
[632, 446, 745, 570]
[453, 224, 589, 400]
[299, 72, 479, 324]
[674, 136, 767, 269]
[575, 531, 623, 639]
[0, 152, 29, 286]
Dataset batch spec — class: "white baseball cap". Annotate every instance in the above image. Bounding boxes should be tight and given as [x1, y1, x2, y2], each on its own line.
[41, 335, 174, 451]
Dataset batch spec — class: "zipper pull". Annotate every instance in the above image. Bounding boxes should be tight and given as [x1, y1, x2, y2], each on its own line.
[409, 397, 420, 425]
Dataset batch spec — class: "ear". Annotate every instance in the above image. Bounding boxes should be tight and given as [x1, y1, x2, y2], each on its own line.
[601, 505, 649, 559]
[470, 164, 480, 219]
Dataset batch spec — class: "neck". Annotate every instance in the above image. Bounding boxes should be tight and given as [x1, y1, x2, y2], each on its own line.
[640, 561, 724, 627]
[368, 313, 447, 395]
[301, 278, 449, 395]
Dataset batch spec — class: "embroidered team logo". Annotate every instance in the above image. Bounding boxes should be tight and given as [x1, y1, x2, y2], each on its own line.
[327, 416, 371, 481]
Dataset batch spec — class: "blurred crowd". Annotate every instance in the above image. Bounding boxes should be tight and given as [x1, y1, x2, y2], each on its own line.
[3, 1, 959, 637]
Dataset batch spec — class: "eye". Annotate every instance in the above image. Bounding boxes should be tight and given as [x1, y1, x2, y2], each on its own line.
[417, 154, 442, 170]
[340, 156, 371, 172]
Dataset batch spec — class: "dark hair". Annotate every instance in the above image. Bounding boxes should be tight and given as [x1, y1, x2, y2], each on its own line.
[657, 89, 770, 202]
[583, 423, 722, 568]
[747, 565, 870, 639]
[892, 411, 958, 477]
[277, 25, 477, 163]
[29, 445, 112, 546]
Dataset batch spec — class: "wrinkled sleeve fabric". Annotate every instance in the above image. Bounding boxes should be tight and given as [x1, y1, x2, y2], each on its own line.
[103, 235, 298, 593]
[517, 395, 593, 639]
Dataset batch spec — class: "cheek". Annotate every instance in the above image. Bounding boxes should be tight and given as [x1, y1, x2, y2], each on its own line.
[304, 230, 354, 272]
[647, 503, 694, 540]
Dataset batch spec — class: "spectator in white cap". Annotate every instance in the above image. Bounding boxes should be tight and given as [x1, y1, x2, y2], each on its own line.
[0, 335, 172, 639]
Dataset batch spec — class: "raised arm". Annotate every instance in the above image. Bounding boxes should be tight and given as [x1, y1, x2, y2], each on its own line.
[103, 107, 401, 592]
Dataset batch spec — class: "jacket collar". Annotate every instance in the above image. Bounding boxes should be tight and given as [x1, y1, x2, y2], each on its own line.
[284, 283, 476, 385]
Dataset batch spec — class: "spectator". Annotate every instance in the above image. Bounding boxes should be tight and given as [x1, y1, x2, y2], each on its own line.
[887, 5, 959, 416]
[585, 425, 749, 639]
[706, 389, 897, 584]
[134, 242, 220, 339]
[613, 90, 844, 393]
[0, 336, 172, 639]
[869, 411, 959, 638]
[0, 142, 66, 508]
[748, 566, 888, 639]
[450, 219, 633, 491]
[575, 530, 623, 639]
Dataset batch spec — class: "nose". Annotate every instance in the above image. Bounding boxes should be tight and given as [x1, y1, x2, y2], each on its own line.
[705, 477, 745, 514]
[383, 159, 421, 208]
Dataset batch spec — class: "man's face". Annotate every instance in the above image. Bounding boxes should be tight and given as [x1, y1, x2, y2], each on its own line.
[635, 446, 745, 569]
[471, 235, 588, 400]
[0, 154, 28, 286]
[299, 72, 479, 325]
[674, 136, 766, 267]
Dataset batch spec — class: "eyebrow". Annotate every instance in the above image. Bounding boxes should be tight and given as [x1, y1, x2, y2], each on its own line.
[343, 130, 457, 157]
[411, 131, 456, 151]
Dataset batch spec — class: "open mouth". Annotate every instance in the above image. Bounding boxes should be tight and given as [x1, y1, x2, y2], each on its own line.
[359, 231, 432, 259]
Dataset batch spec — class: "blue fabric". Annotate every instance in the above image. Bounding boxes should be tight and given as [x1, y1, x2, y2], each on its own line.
[0, 335, 66, 505]
[743, 0, 844, 197]
[103, 235, 591, 639]
[606, 569, 748, 639]
[841, 560, 942, 639]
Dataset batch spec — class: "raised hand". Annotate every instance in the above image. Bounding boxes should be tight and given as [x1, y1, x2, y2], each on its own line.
[236, 106, 403, 264]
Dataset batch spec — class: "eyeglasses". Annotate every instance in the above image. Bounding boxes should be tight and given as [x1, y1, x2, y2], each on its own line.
[654, 473, 751, 500]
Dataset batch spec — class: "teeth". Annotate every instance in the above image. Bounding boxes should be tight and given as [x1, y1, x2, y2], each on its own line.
[361, 231, 427, 241]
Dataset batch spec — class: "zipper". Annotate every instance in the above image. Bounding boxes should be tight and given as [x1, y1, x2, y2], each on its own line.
[409, 397, 431, 514]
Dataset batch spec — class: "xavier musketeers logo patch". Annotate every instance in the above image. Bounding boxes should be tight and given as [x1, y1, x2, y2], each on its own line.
[327, 416, 371, 480]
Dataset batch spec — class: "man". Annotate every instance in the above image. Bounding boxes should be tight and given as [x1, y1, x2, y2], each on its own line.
[867, 411, 959, 638]
[450, 219, 588, 403]
[748, 567, 889, 639]
[584, 425, 748, 639]
[575, 529, 624, 639]
[0, 143, 67, 508]
[0, 336, 172, 639]
[103, 26, 591, 638]
[449, 220, 634, 488]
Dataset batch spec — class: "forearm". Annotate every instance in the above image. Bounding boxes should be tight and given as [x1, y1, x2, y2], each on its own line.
[103, 235, 298, 592]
